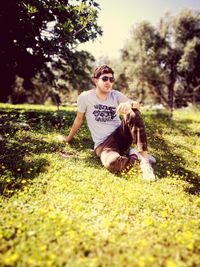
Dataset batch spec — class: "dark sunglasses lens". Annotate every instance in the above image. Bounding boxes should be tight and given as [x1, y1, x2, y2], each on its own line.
[102, 76, 109, 81]
[102, 76, 114, 82]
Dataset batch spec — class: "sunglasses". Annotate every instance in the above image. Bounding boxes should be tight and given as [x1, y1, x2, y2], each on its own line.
[99, 76, 115, 83]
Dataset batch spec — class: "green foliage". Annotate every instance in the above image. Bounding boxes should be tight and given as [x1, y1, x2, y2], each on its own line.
[0, 0, 102, 103]
[120, 9, 200, 111]
[0, 104, 200, 267]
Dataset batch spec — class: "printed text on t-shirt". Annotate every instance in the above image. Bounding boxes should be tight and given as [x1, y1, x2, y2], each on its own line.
[93, 104, 116, 122]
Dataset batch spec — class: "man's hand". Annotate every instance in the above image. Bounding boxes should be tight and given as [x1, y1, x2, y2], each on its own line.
[116, 102, 132, 115]
[57, 135, 71, 143]
[116, 101, 140, 115]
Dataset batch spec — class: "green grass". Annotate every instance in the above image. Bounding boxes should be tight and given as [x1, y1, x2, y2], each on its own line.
[0, 103, 199, 267]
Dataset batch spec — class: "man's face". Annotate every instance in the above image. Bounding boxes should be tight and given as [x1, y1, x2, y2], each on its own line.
[95, 73, 115, 93]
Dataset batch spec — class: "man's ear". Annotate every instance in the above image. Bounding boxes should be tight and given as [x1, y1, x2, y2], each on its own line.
[93, 78, 98, 85]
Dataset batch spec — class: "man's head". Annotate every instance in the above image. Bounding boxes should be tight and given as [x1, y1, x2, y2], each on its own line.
[93, 65, 115, 94]
[93, 65, 114, 79]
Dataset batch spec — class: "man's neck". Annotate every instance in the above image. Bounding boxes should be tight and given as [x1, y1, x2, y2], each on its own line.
[95, 88, 109, 101]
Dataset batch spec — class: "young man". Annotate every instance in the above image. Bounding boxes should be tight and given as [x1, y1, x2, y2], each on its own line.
[61, 65, 156, 181]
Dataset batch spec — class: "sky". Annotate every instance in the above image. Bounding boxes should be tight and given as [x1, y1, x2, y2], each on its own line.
[78, 0, 200, 60]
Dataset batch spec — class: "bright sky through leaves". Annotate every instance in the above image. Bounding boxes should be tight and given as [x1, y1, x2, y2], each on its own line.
[78, 0, 200, 59]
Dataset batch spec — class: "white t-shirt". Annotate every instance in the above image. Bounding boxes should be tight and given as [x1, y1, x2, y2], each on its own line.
[77, 89, 129, 149]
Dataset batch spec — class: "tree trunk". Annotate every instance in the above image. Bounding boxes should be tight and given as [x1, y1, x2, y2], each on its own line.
[168, 62, 176, 118]
[168, 83, 174, 118]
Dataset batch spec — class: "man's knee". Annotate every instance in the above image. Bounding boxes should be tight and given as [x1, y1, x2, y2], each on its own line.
[100, 150, 132, 173]
[100, 150, 120, 170]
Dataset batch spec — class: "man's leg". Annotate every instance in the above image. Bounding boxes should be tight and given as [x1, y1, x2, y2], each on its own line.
[99, 149, 138, 172]
[123, 109, 156, 181]
[120, 108, 148, 152]
[95, 108, 155, 180]
[95, 108, 146, 172]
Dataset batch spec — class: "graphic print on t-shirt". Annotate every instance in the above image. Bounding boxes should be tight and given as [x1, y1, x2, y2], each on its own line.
[93, 104, 116, 122]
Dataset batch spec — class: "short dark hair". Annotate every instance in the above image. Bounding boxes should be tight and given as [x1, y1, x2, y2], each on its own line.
[93, 65, 114, 79]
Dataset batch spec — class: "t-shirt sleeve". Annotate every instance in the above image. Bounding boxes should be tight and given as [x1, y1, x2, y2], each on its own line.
[115, 90, 130, 104]
[77, 93, 87, 113]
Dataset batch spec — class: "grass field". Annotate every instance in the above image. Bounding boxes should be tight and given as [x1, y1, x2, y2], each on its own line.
[0, 103, 200, 267]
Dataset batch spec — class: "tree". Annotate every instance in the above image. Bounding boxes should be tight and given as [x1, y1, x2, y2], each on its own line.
[175, 10, 200, 106]
[120, 9, 200, 113]
[0, 0, 102, 103]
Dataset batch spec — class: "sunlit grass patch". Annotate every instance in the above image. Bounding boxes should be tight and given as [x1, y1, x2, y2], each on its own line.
[0, 104, 200, 267]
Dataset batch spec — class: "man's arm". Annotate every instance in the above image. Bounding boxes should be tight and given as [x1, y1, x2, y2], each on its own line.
[63, 112, 85, 143]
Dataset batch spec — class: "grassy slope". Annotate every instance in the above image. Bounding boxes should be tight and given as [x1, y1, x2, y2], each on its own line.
[0, 104, 199, 267]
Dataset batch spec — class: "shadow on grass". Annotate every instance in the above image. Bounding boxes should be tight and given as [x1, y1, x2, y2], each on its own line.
[84, 152, 102, 169]
[0, 107, 77, 197]
[64, 133, 102, 170]
[0, 106, 76, 134]
[144, 112, 200, 195]
[0, 136, 62, 197]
